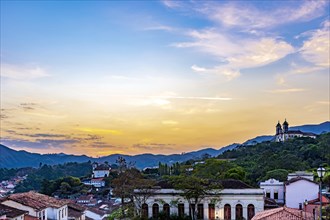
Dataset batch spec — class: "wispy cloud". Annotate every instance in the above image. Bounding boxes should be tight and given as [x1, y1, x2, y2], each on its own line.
[198, 1, 327, 29]
[177, 29, 294, 79]
[132, 143, 175, 151]
[1, 63, 50, 80]
[300, 20, 330, 68]
[191, 65, 240, 80]
[161, 0, 183, 9]
[144, 25, 175, 32]
[77, 128, 123, 135]
[165, 1, 328, 80]
[267, 88, 306, 94]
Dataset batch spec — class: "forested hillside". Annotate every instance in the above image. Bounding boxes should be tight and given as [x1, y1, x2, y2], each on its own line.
[217, 133, 330, 185]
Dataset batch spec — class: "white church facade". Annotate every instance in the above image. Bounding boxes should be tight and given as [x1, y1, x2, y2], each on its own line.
[275, 120, 316, 142]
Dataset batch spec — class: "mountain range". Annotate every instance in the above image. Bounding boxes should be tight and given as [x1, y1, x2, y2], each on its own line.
[1, 121, 329, 169]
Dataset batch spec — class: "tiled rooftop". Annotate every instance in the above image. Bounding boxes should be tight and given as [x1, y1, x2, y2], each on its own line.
[0, 203, 27, 218]
[6, 191, 67, 210]
[252, 206, 314, 220]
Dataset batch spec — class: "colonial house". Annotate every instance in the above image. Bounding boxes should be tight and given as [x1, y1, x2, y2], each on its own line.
[0, 204, 27, 220]
[76, 195, 97, 206]
[1, 192, 68, 220]
[134, 179, 264, 220]
[82, 178, 105, 188]
[259, 179, 284, 205]
[285, 177, 319, 209]
[275, 120, 316, 142]
[259, 171, 320, 209]
[92, 163, 111, 178]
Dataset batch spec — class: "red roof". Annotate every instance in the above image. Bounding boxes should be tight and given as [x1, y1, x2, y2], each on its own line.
[307, 195, 330, 204]
[6, 191, 67, 211]
[252, 206, 314, 220]
[285, 176, 317, 185]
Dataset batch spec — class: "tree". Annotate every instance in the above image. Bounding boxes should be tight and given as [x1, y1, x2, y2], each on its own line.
[170, 175, 222, 220]
[224, 167, 246, 181]
[262, 169, 289, 182]
[132, 178, 156, 217]
[193, 159, 233, 180]
[116, 156, 127, 173]
[112, 168, 145, 218]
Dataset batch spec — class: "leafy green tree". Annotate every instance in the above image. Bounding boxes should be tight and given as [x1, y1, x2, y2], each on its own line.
[224, 167, 246, 181]
[170, 175, 222, 220]
[193, 159, 233, 180]
[262, 169, 289, 182]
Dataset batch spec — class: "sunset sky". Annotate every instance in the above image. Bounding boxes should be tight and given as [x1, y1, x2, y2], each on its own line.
[1, 0, 329, 157]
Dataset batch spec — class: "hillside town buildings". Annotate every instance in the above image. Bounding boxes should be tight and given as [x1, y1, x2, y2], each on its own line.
[259, 170, 327, 220]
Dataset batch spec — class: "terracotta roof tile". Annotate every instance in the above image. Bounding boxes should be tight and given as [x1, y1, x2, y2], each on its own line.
[252, 206, 314, 220]
[0, 204, 27, 218]
[6, 191, 67, 210]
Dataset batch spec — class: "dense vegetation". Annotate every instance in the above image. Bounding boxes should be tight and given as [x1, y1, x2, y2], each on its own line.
[217, 133, 330, 185]
[14, 162, 92, 193]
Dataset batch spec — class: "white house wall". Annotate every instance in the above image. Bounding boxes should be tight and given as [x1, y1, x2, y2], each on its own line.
[93, 170, 109, 178]
[285, 180, 319, 208]
[46, 205, 68, 220]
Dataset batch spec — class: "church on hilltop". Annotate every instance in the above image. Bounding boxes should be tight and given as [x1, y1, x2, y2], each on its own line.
[275, 119, 316, 142]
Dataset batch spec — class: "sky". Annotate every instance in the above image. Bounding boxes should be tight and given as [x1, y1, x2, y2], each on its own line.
[0, 0, 329, 157]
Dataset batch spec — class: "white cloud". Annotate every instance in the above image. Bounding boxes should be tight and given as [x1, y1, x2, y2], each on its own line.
[162, 0, 183, 9]
[268, 88, 306, 94]
[1, 63, 49, 80]
[199, 1, 327, 29]
[300, 21, 330, 68]
[144, 25, 175, 32]
[178, 29, 294, 79]
[191, 65, 240, 80]
[227, 38, 295, 68]
[191, 65, 207, 73]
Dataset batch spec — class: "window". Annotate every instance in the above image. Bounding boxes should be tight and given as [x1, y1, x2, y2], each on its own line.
[266, 191, 271, 198]
[224, 204, 231, 220]
[152, 203, 159, 219]
[235, 204, 243, 220]
[274, 191, 278, 200]
[197, 204, 203, 220]
[247, 204, 255, 220]
[141, 203, 148, 218]
[208, 204, 215, 220]
[163, 204, 170, 218]
[62, 208, 64, 218]
[178, 204, 184, 218]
